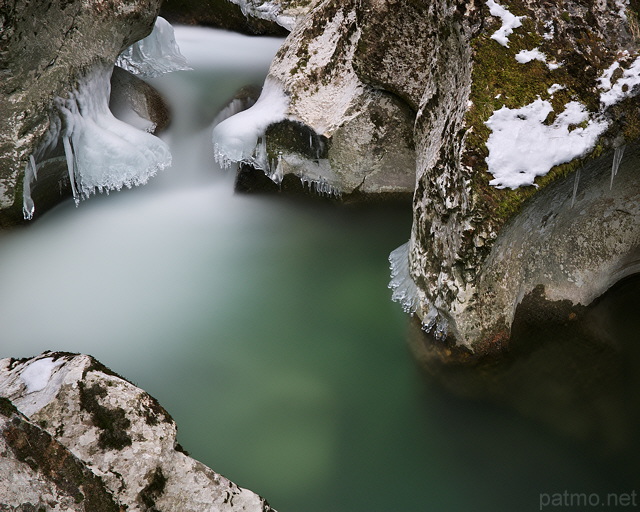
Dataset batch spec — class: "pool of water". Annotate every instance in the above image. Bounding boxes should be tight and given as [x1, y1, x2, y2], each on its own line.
[0, 26, 637, 512]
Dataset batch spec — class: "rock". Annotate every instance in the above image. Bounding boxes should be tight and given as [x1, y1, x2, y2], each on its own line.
[405, 0, 640, 352]
[110, 67, 171, 135]
[160, 0, 312, 35]
[0, 0, 162, 226]
[0, 397, 121, 511]
[214, 0, 416, 200]
[0, 352, 275, 512]
[214, 0, 640, 356]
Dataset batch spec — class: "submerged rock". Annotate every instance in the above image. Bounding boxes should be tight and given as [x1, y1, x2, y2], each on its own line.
[0, 352, 275, 512]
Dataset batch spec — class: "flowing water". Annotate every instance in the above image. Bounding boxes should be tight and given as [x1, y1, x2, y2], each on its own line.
[0, 27, 637, 512]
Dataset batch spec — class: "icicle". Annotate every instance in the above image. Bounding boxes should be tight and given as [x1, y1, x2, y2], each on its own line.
[53, 64, 171, 202]
[116, 17, 191, 78]
[22, 156, 37, 220]
[610, 145, 626, 189]
[269, 153, 284, 186]
[571, 167, 580, 208]
[62, 135, 79, 204]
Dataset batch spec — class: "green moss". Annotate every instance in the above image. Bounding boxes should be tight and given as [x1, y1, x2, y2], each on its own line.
[0, 396, 19, 417]
[462, 0, 624, 226]
[78, 382, 132, 451]
[137, 467, 167, 511]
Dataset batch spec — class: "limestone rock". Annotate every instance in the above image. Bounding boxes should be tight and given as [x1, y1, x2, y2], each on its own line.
[405, 0, 640, 352]
[0, 397, 121, 511]
[110, 67, 171, 135]
[216, 0, 416, 200]
[0, 352, 275, 512]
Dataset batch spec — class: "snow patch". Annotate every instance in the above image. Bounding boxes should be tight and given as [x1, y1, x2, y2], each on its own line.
[116, 17, 191, 77]
[616, 0, 630, 20]
[547, 83, 565, 95]
[515, 48, 562, 70]
[515, 48, 546, 64]
[485, 99, 608, 189]
[598, 56, 640, 107]
[486, 0, 524, 47]
[20, 357, 64, 393]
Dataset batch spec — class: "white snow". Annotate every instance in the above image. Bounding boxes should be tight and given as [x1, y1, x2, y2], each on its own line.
[212, 78, 289, 170]
[616, 0, 629, 19]
[515, 48, 546, 64]
[116, 17, 191, 77]
[547, 83, 565, 95]
[598, 56, 640, 107]
[515, 48, 562, 70]
[485, 99, 608, 189]
[20, 357, 64, 393]
[486, 0, 524, 47]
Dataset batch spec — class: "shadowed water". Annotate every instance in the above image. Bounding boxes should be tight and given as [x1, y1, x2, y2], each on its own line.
[0, 27, 637, 512]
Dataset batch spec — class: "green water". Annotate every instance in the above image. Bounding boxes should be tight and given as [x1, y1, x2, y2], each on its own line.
[0, 27, 636, 512]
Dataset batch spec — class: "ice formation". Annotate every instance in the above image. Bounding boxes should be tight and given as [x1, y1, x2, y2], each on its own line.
[486, 0, 524, 47]
[22, 17, 191, 218]
[571, 167, 581, 208]
[116, 16, 191, 77]
[598, 56, 640, 107]
[55, 65, 172, 202]
[213, 78, 289, 170]
[228, 0, 296, 31]
[610, 145, 626, 189]
[19, 357, 64, 394]
[485, 99, 608, 189]
[22, 155, 37, 220]
[388, 242, 449, 341]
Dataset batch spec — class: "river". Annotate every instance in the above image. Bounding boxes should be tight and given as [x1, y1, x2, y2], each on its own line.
[0, 26, 636, 512]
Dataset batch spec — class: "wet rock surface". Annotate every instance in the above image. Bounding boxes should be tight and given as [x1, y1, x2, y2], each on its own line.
[0, 352, 275, 512]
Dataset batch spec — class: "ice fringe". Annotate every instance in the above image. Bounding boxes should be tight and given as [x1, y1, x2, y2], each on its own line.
[213, 79, 342, 198]
[115, 16, 191, 78]
[388, 241, 449, 341]
[228, 0, 296, 31]
[610, 145, 626, 189]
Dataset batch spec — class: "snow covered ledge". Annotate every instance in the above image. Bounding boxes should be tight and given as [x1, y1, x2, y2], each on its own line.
[0, 352, 275, 512]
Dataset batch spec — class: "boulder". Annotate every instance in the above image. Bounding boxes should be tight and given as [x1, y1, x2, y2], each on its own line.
[0, 352, 275, 512]
[213, 0, 417, 201]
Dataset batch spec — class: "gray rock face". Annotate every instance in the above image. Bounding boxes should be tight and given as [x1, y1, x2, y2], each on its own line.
[406, 0, 640, 351]
[0, 352, 275, 512]
[0, 0, 162, 226]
